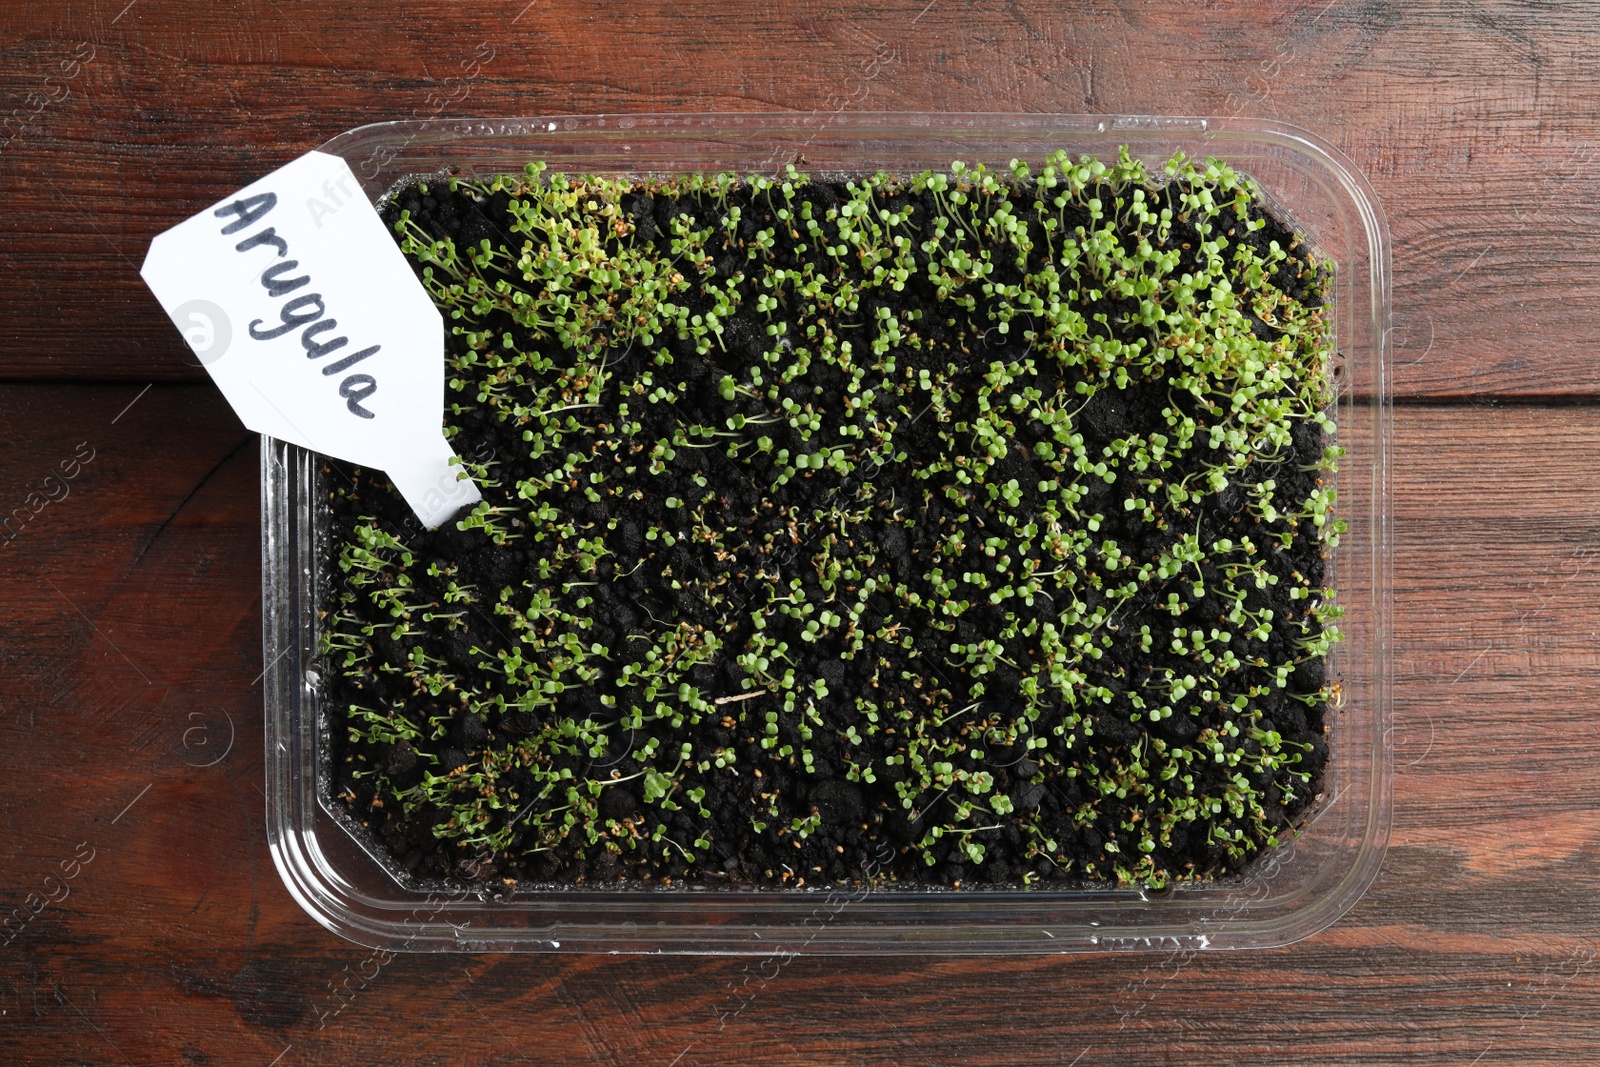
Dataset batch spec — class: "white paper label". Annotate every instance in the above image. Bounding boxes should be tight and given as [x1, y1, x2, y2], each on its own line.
[140, 150, 480, 527]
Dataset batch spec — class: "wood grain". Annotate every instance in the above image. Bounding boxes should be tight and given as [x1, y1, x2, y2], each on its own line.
[4, 0, 1600, 395]
[6, 1, 1600, 1063]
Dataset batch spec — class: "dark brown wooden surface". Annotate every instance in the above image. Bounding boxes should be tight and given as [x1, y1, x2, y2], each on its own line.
[3, 2, 1598, 1064]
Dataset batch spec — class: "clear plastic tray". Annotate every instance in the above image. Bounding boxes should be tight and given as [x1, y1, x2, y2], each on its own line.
[263, 113, 1391, 953]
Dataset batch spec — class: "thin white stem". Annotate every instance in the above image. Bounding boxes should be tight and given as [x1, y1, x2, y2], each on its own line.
[713, 691, 770, 706]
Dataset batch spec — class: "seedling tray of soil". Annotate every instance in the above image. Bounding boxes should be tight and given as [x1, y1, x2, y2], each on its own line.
[263, 114, 1391, 955]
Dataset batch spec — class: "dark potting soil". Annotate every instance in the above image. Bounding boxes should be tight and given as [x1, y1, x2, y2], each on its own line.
[322, 158, 1334, 891]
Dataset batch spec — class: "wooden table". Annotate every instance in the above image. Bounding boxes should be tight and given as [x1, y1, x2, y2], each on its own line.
[4, 2, 1597, 1063]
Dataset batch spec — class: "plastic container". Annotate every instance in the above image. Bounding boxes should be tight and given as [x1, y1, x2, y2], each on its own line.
[263, 113, 1391, 954]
